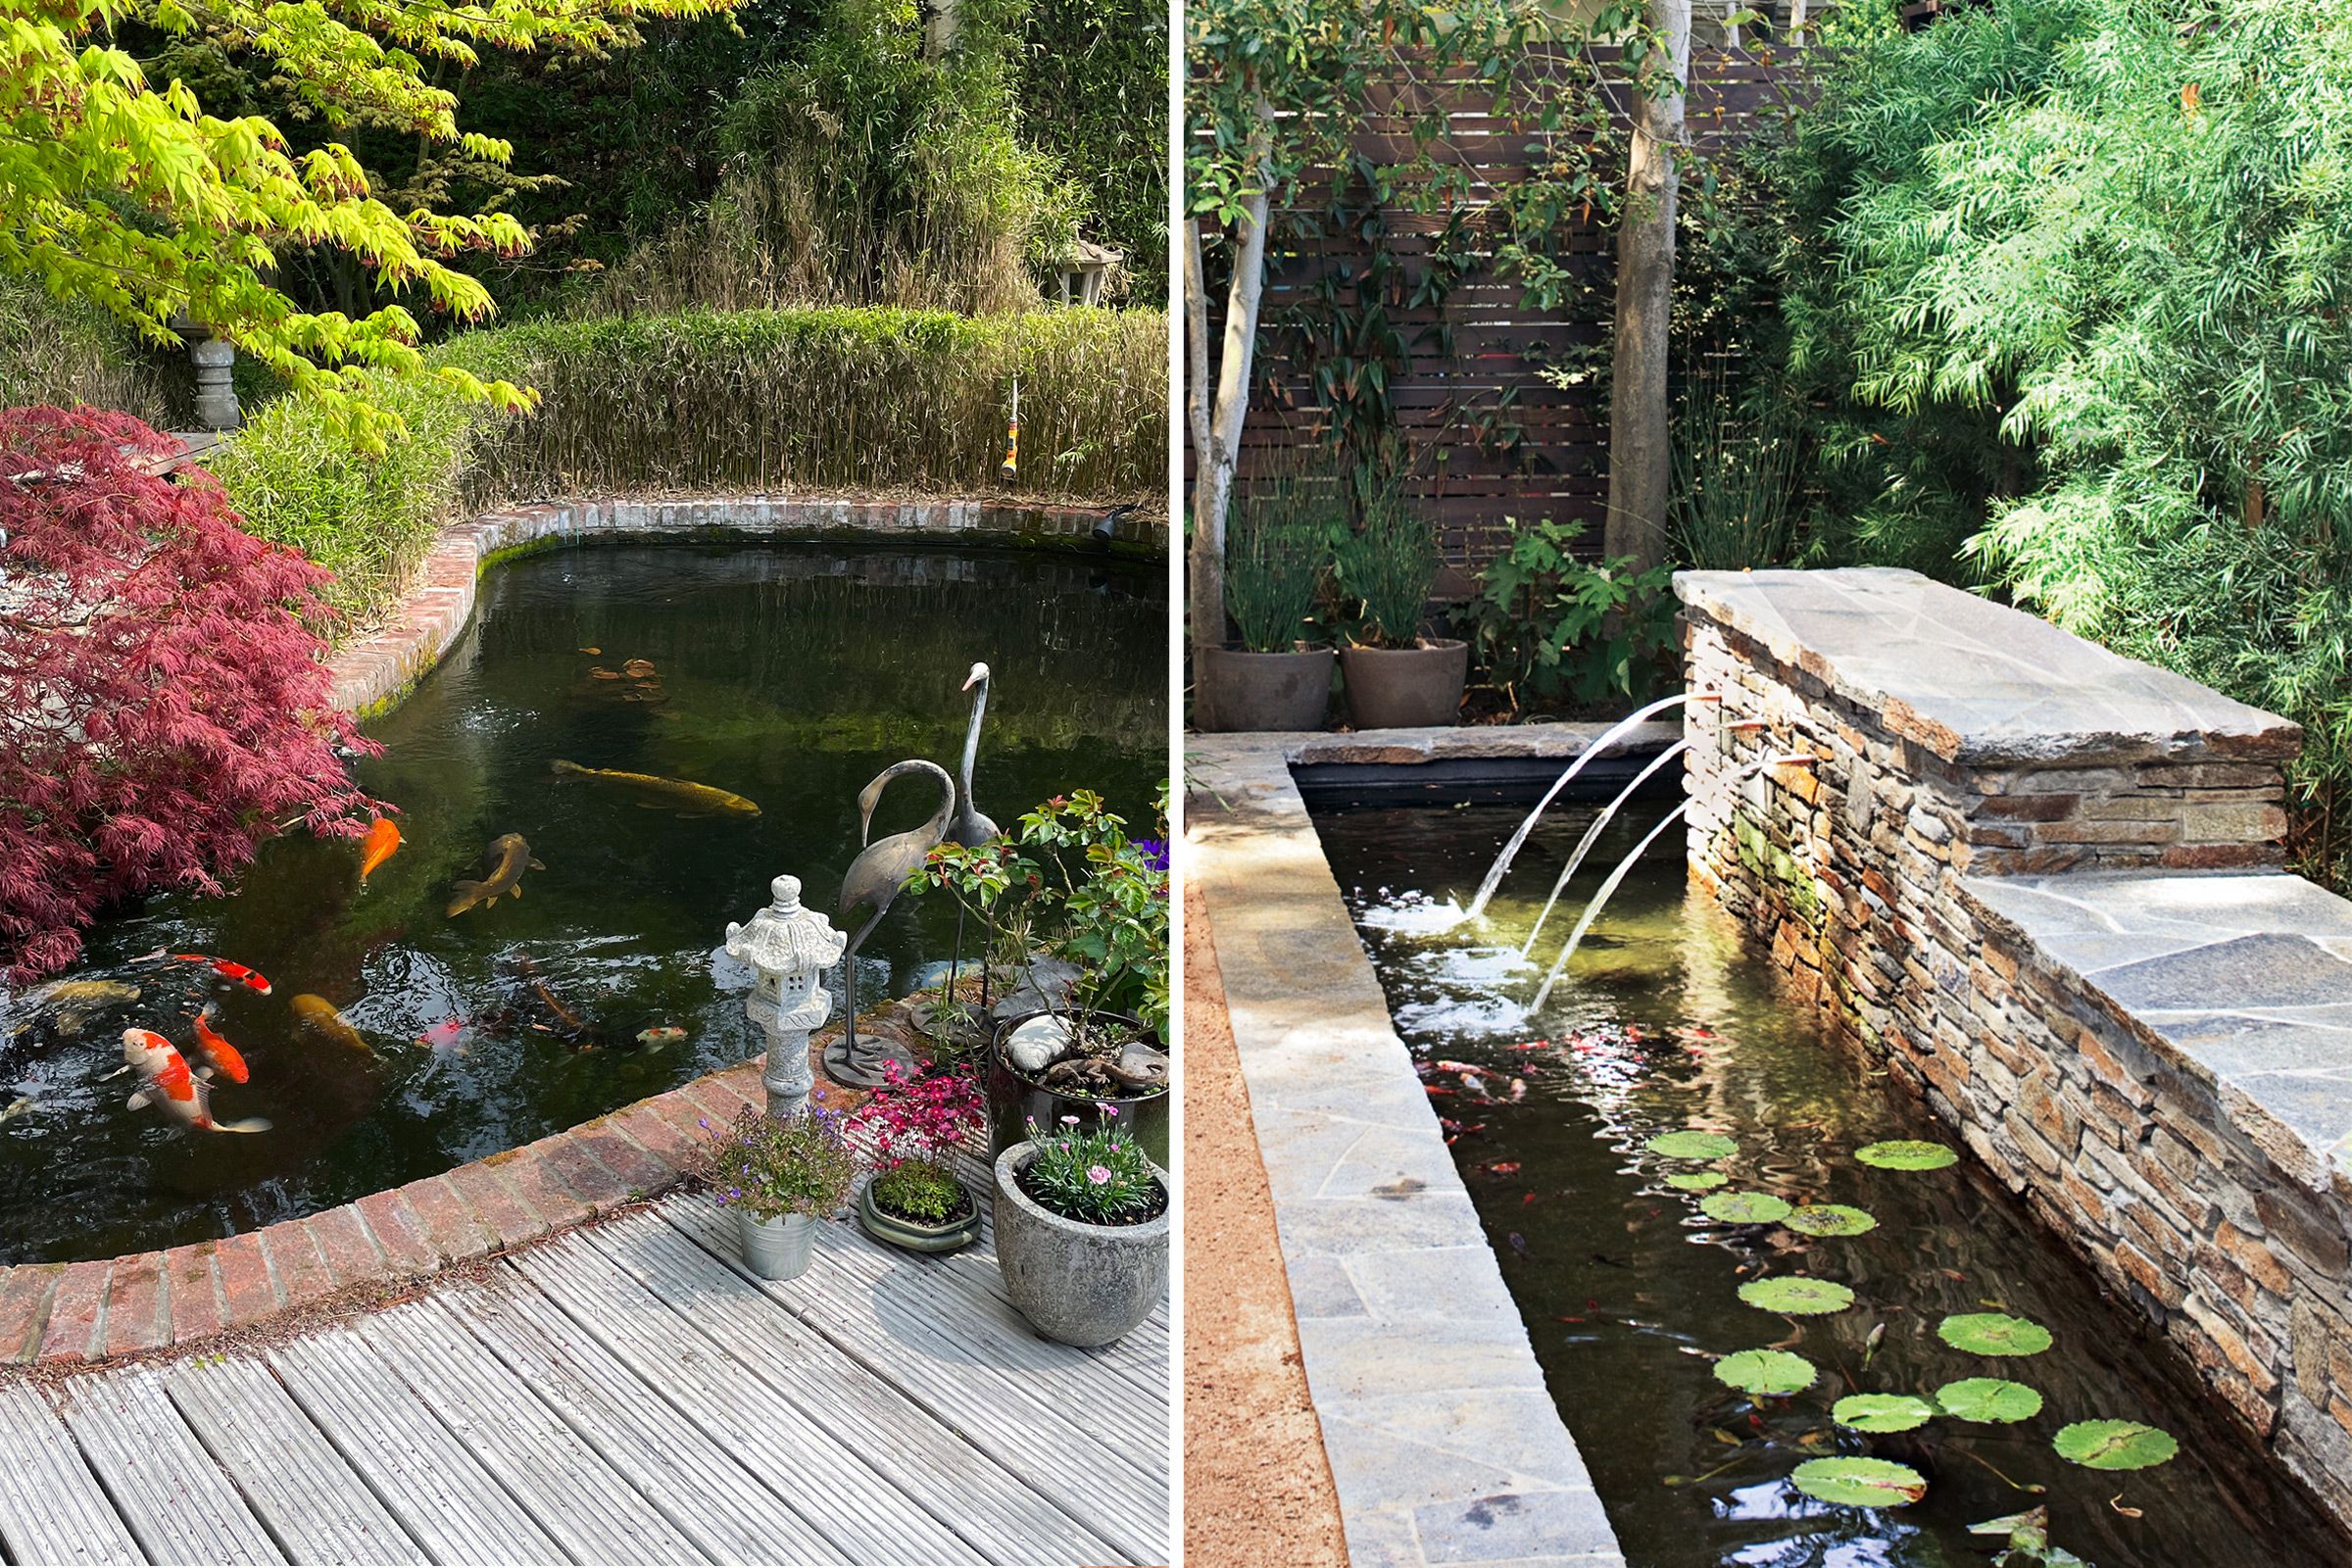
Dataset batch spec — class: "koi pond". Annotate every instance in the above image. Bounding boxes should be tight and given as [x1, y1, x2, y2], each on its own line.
[1313, 799, 2349, 1568]
[0, 542, 1165, 1265]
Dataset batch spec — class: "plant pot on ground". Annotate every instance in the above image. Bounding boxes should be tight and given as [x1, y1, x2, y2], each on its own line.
[1333, 482, 1465, 730]
[1197, 477, 1334, 731]
[992, 1006, 1170, 1167]
[858, 1156, 983, 1252]
[693, 1103, 858, 1282]
[994, 1117, 1170, 1347]
[848, 1062, 987, 1254]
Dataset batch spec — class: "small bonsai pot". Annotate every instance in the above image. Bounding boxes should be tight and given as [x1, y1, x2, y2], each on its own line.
[739, 1211, 819, 1281]
[1196, 644, 1334, 732]
[1339, 638, 1469, 730]
[993, 1142, 1170, 1347]
[987, 1008, 1170, 1167]
[857, 1174, 983, 1254]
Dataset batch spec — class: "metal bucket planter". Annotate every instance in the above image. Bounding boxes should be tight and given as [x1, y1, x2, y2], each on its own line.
[987, 1008, 1170, 1167]
[1196, 645, 1335, 732]
[993, 1142, 1170, 1347]
[739, 1210, 819, 1281]
[857, 1175, 983, 1254]
[1339, 638, 1469, 729]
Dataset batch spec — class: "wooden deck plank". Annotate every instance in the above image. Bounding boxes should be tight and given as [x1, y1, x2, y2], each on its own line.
[51, 1368, 285, 1565]
[575, 1207, 1127, 1566]
[653, 1200, 1169, 1561]
[441, 1271, 853, 1568]
[357, 1302, 710, 1567]
[511, 1229, 983, 1566]
[161, 1355, 428, 1567]
[267, 1331, 567, 1566]
[0, 1381, 143, 1566]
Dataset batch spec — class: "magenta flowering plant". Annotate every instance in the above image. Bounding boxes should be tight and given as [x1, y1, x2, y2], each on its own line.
[850, 1061, 984, 1172]
[1017, 1107, 1161, 1226]
[692, 1105, 858, 1223]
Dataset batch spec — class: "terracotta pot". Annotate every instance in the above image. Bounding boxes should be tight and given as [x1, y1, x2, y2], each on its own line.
[1196, 645, 1335, 732]
[994, 1143, 1170, 1347]
[1339, 638, 1469, 730]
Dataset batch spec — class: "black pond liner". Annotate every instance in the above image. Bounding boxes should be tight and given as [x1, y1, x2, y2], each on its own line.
[1307, 786, 2352, 1568]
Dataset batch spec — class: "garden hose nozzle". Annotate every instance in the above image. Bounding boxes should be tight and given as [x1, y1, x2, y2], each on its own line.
[1000, 377, 1019, 481]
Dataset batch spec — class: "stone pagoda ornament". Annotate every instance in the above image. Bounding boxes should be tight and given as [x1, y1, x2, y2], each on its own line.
[723, 875, 848, 1120]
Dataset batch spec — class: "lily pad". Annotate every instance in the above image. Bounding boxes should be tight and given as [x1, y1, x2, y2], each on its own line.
[1935, 1377, 2044, 1423]
[1833, 1394, 1938, 1433]
[1938, 1312, 2054, 1357]
[1701, 1191, 1794, 1225]
[1738, 1277, 1856, 1316]
[1666, 1171, 1731, 1192]
[2054, 1419, 2179, 1471]
[1713, 1348, 1819, 1396]
[1786, 1203, 1879, 1237]
[1647, 1131, 1738, 1162]
[1855, 1140, 1959, 1171]
[1789, 1456, 1929, 1508]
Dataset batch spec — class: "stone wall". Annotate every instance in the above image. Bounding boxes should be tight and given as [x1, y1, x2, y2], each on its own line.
[1679, 566, 2352, 1531]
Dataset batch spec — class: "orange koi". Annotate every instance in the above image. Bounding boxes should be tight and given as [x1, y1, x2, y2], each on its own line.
[135, 950, 272, 995]
[120, 1029, 270, 1134]
[190, 1011, 250, 1085]
[358, 817, 402, 883]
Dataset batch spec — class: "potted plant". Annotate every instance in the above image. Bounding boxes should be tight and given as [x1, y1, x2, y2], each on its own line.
[995, 1108, 1170, 1347]
[1196, 478, 1333, 731]
[694, 1104, 858, 1281]
[1332, 483, 1466, 729]
[909, 786, 1171, 1166]
[848, 1061, 986, 1253]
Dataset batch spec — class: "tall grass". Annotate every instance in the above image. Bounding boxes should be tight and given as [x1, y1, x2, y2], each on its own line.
[1225, 476, 1330, 652]
[0, 276, 170, 424]
[1671, 384, 1799, 570]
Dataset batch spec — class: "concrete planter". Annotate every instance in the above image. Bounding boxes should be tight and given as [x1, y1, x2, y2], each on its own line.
[738, 1210, 818, 1280]
[857, 1174, 983, 1254]
[1340, 638, 1468, 729]
[993, 1142, 1169, 1348]
[1196, 645, 1334, 732]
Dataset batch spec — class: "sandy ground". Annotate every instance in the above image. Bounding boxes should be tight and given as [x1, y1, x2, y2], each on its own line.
[1182, 882, 1349, 1568]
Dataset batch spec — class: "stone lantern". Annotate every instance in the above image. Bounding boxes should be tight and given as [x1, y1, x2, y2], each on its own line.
[723, 875, 847, 1120]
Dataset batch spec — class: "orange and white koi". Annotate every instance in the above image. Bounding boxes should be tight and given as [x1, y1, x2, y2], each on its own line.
[190, 1010, 251, 1085]
[358, 817, 403, 883]
[120, 1029, 270, 1134]
[134, 951, 272, 995]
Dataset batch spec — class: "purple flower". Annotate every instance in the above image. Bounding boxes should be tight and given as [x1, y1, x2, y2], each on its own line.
[1133, 838, 1169, 873]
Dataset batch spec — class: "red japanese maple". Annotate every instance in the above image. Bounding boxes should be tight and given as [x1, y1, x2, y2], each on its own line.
[0, 407, 382, 980]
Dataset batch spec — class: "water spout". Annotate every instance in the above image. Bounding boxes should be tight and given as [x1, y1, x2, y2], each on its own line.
[1518, 739, 1690, 961]
[1459, 693, 1707, 925]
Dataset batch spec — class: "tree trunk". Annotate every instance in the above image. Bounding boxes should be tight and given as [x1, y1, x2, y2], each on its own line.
[1604, 0, 1691, 575]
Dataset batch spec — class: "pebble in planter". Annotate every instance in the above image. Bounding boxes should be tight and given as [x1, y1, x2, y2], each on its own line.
[995, 1108, 1169, 1347]
[693, 1103, 858, 1282]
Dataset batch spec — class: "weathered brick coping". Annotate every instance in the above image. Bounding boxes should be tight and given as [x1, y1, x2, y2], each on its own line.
[0, 1057, 764, 1366]
[328, 495, 1166, 716]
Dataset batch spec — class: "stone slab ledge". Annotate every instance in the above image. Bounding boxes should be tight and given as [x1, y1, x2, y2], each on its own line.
[1188, 719, 1682, 772]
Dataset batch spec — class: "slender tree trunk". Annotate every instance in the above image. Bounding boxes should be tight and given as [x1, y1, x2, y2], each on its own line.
[1604, 0, 1690, 575]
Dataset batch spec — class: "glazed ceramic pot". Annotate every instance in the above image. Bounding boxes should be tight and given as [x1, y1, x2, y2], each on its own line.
[857, 1174, 983, 1254]
[993, 1142, 1170, 1347]
[987, 1008, 1170, 1167]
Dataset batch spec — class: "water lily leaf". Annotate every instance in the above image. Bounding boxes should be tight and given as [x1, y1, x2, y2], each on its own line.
[2054, 1420, 2179, 1471]
[1855, 1140, 1958, 1171]
[1647, 1131, 1737, 1161]
[1938, 1312, 2053, 1357]
[1702, 1191, 1793, 1225]
[1738, 1276, 1856, 1316]
[1789, 1455, 1929, 1508]
[1713, 1348, 1818, 1396]
[1786, 1203, 1879, 1236]
[1833, 1394, 1938, 1433]
[1935, 1377, 2044, 1423]
[1666, 1171, 1731, 1192]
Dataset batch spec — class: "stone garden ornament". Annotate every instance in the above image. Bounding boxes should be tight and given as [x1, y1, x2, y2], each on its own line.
[724, 874, 847, 1119]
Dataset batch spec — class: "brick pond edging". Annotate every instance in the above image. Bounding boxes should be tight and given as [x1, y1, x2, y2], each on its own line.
[1681, 566, 2352, 1530]
[327, 494, 1166, 715]
[1189, 722, 1638, 1568]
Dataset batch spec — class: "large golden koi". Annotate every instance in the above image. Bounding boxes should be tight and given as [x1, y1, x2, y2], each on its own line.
[447, 833, 544, 916]
[550, 760, 760, 818]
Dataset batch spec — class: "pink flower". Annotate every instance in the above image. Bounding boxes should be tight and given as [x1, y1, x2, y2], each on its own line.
[1087, 1164, 1113, 1186]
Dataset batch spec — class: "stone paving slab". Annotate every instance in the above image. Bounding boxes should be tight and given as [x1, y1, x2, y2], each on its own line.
[1678, 567, 2302, 767]
[1188, 726, 1627, 1568]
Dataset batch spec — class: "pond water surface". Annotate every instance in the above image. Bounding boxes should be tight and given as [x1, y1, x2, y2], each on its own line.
[0, 543, 1164, 1264]
[1314, 800, 2349, 1568]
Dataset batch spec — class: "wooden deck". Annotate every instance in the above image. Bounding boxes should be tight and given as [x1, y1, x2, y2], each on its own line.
[0, 1175, 1169, 1567]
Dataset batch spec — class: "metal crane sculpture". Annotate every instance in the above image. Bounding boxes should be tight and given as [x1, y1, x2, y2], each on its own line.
[823, 758, 955, 1088]
[945, 662, 1002, 1011]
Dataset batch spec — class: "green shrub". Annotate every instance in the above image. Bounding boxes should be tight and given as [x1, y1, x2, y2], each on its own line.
[1330, 485, 1437, 649]
[1461, 518, 1679, 711]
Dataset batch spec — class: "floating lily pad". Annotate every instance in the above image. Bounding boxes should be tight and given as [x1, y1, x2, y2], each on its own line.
[1713, 1348, 1819, 1396]
[1935, 1377, 2044, 1423]
[1666, 1171, 1731, 1192]
[1855, 1140, 1959, 1171]
[1833, 1394, 1939, 1433]
[2054, 1419, 2179, 1471]
[1738, 1276, 1856, 1316]
[1786, 1203, 1879, 1237]
[1647, 1131, 1738, 1161]
[1789, 1456, 1929, 1508]
[1938, 1312, 2053, 1357]
[1702, 1191, 1793, 1225]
